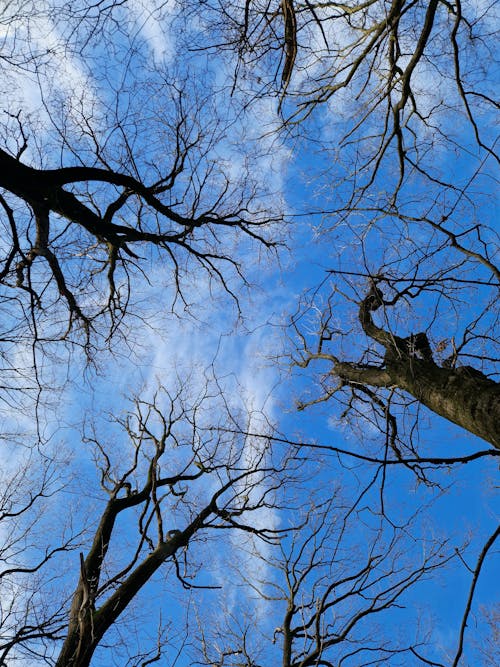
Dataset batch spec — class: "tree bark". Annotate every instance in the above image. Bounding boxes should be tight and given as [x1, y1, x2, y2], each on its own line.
[336, 358, 500, 449]
[333, 287, 500, 449]
[54, 485, 217, 667]
[54, 542, 177, 667]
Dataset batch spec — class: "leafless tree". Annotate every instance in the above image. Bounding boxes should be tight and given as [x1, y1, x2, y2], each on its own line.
[0, 2, 284, 411]
[193, 491, 458, 667]
[293, 277, 499, 450]
[1, 3, 497, 666]
[0, 97, 279, 341]
[0, 383, 289, 666]
[186, 0, 499, 452]
[2, 397, 493, 666]
[0, 447, 80, 665]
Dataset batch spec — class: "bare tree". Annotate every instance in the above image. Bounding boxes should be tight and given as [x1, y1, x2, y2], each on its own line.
[0, 2, 284, 410]
[0, 96, 279, 341]
[0, 448, 79, 665]
[294, 279, 499, 449]
[193, 492, 458, 667]
[185, 1, 499, 448]
[2, 398, 493, 666]
[1, 3, 497, 666]
[194, 1, 497, 159]
[0, 383, 288, 666]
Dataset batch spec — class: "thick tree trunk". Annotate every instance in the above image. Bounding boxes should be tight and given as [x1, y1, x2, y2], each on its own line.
[333, 286, 500, 450]
[336, 359, 500, 449]
[54, 541, 178, 667]
[389, 360, 499, 449]
[54, 495, 212, 667]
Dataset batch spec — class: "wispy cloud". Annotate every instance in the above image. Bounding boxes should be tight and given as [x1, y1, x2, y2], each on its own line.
[125, 0, 177, 64]
[2, 14, 99, 144]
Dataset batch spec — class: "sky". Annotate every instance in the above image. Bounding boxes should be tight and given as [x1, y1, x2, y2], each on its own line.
[0, 1, 498, 666]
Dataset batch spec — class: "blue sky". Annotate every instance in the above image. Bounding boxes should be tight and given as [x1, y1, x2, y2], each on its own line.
[0, 1, 498, 666]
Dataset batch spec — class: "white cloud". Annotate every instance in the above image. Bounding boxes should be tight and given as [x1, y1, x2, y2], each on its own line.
[125, 0, 177, 64]
[0, 13, 102, 167]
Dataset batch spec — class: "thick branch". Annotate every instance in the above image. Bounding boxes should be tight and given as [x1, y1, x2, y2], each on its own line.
[333, 288, 500, 449]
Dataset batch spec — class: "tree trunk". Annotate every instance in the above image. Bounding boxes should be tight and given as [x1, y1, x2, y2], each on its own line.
[333, 286, 500, 449]
[336, 359, 500, 449]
